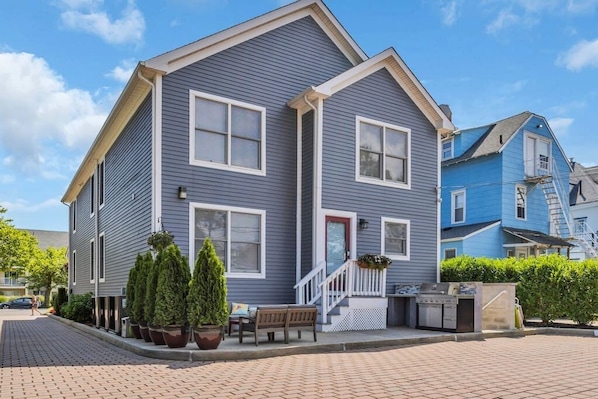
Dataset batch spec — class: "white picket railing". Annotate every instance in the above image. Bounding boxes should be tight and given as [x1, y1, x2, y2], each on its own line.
[295, 260, 386, 321]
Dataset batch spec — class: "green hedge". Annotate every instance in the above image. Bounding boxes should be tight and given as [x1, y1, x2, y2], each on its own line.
[61, 292, 94, 324]
[441, 254, 598, 325]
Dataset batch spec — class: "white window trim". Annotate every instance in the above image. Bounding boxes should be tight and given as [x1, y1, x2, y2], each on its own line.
[98, 160, 105, 210]
[99, 232, 105, 283]
[381, 217, 410, 261]
[89, 174, 95, 218]
[189, 202, 266, 279]
[355, 116, 411, 190]
[442, 137, 454, 160]
[72, 200, 77, 233]
[523, 131, 552, 176]
[451, 190, 466, 224]
[516, 184, 527, 220]
[444, 248, 457, 259]
[72, 250, 76, 286]
[90, 238, 95, 284]
[189, 90, 266, 176]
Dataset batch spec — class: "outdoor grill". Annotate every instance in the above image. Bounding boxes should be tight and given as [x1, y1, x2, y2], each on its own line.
[415, 282, 474, 332]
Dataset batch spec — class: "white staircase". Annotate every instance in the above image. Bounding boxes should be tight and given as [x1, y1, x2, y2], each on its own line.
[294, 260, 388, 332]
[533, 159, 597, 258]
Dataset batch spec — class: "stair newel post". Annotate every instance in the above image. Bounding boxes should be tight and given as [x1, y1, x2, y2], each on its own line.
[347, 260, 354, 298]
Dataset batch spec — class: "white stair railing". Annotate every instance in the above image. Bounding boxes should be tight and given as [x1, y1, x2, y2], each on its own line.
[539, 159, 572, 238]
[573, 219, 598, 258]
[295, 260, 387, 322]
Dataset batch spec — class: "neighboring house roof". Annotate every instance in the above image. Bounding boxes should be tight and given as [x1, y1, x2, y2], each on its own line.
[443, 111, 570, 170]
[569, 162, 598, 206]
[21, 229, 69, 250]
[503, 227, 573, 247]
[62, 0, 454, 204]
[441, 220, 501, 241]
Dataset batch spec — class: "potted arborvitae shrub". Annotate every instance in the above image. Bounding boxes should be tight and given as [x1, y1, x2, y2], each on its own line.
[134, 251, 152, 342]
[144, 250, 166, 345]
[154, 244, 192, 348]
[125, 255, 142, 339]
[187, 238, 229, 350]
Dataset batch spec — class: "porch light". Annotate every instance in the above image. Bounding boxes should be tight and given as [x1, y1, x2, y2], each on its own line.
[359, 218, 369, 230]
[178, 186, 187, 199]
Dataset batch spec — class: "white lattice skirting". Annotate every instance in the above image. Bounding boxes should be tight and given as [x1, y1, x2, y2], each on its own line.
[326, 297, 388, 332]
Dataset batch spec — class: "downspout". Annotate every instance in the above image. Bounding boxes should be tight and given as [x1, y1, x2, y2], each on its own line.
[93, 161, 100, 326]
[303, 95, 319, 271]
[295, 110, 303, 292]
[137, 70, 158, 233]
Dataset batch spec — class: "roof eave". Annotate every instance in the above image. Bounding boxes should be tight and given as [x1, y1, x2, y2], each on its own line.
[61, 64, 160, 204]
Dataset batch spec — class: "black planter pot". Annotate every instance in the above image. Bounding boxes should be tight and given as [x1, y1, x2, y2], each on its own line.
[130, 322, 142, 339]
[149, 325, 166, 345]
[193, 325, 223, 350]
[162, 325, 191, 348]
[138, 321, 152, 342]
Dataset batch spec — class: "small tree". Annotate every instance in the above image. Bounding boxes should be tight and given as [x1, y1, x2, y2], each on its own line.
[125, 255, 141, 323]
[26, 246, 68, 307]
[187, 238, 228, 327]
[133, 252, 152, 325]
[54, 287, 68, 316]
[144, 250, 164, 326]
[154, 244, 191, 326]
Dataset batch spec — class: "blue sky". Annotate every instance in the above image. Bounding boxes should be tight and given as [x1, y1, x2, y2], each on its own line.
[1, 0, 597, 232]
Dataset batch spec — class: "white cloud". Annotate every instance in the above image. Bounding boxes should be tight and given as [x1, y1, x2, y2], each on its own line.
[0, 198, 63, 213]
[548, 117, 574, 137]
[0, 52, 106, 176]
[59, 0, 145, 45]
[557, 39, 598, 71]
[486, 9, 520, 34]
[106, 59, 136, 83]
[566, 0, 598, 13]
[441, 1, 458, 26]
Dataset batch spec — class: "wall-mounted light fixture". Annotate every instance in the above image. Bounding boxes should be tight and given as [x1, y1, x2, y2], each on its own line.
[178, 186, 187, 199]
[536, 124, 543, 128]
[359, 218, 369, 230]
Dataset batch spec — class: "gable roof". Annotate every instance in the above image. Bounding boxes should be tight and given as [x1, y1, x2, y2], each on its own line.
[569, 162, 598, 206]
[61, 0, 371, 204]
[443, 111, 572, 169]
[287, 48, 454, 133]
[443, 112, 532, 166]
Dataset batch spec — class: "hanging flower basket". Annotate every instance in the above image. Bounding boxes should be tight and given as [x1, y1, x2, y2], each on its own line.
[357, 254, 392, 271]
[147, 231, 174, 251]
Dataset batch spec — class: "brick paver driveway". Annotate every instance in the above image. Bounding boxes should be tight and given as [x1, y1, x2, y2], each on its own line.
[2, 310, 598, 398]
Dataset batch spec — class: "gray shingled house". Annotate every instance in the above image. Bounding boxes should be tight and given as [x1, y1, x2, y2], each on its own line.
[61, 0, 453, 333]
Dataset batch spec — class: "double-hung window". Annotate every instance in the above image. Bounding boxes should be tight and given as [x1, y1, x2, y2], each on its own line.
[190, 91, 266, 175]
[381, 217, 410, 260]
[442, 137, 453, 160]
[98, 160, 105, 208]
[357, 116, 410, 188]
[192, 203, 265, 278]
[71, 200, 77, 233]
[99, 232, 105, 282]
[516, 185, 526, 220]
[452, 190, 465, 224]
[72, 250, 76, 286]
[90, 238, 95, 283]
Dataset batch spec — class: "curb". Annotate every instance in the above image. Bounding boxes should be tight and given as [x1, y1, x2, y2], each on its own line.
[48, 315, 597, 362]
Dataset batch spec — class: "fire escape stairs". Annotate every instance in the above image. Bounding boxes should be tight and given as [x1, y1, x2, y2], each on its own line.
[538, 176, 598, 258]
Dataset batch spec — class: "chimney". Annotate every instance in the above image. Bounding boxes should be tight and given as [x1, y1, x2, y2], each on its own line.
[439, 104, 452, 121]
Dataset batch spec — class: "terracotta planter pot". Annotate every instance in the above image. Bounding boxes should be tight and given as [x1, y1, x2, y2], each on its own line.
[193, 325, 223, 350]
[162, 325, 191, 348]
[138, 322, 152, 342]
[149, 325, 166, 345]
[130, 322, 142, 339]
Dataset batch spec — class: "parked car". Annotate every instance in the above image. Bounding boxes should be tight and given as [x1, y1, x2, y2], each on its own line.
[0, 297, 33, 309]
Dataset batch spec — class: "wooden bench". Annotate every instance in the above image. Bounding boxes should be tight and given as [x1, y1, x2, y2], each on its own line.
[238, 304, 318, 346]
[239, 305, 289, 346]
[286, 304, 318, 344]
